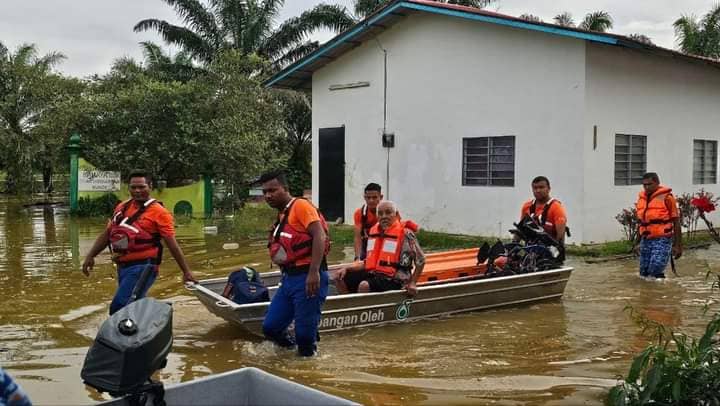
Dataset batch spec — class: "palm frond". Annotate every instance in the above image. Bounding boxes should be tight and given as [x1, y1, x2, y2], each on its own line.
[674, 15, 702, 54]
[164, 0, 220, 41]
[518, 14, 542, 23]
[579, 10, 613, 32]
[212, 0, 250, 52]
[271, 40, 319, 71]
[628, 34, 654, 45]
[263, 4, 354, 59]
[354, 0, 388, 19]
[553, 12, 575, 27]
[134, 19, 214, 62]
[445, 0, 496, 8]
[140, 41, 168, 66]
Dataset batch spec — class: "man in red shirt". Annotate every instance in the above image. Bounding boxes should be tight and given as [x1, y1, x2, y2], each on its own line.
[520, 176, 568, 246]
[81, 170, 197, 314]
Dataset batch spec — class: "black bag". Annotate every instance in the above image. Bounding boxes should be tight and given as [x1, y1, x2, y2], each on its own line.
[223, 267, 269, 305]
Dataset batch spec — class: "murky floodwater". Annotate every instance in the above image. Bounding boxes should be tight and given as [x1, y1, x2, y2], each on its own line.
[1, 197, 718, 405]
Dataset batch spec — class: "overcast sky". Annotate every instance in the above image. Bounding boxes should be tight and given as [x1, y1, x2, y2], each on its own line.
[0, 0, 716, 78]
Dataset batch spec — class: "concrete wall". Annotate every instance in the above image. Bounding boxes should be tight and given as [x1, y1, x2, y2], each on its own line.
[313, 12, 587, 241]
[583, 43, 720, 242]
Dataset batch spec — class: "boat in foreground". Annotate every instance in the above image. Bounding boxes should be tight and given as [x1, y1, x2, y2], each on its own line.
[100, 367, 358, 406]
[188, 248, 573, 335]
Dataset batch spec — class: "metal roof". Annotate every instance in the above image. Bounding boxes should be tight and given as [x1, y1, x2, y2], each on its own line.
[265, 0, 720, 90]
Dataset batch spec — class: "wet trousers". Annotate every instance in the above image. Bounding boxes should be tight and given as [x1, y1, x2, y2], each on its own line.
[639, 236, 672, 278]
[262, 265, 329, 356]
[110, 262, 157, 315]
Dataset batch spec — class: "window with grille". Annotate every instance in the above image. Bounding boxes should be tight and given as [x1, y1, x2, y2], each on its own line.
[693, 139, 717, 184]
[462, 136, 515, 187]
[614, 134, 646, 186]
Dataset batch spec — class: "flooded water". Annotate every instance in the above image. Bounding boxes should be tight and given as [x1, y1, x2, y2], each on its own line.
[1, 197, 718, 405]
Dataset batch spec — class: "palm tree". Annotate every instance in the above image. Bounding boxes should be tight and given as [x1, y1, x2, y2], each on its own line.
[519, 14, 543, 23]
[135, 0, 354, 68]
[628, 34, 654, 45]
[139, 41, 204, 81]
[553, 12, 575, 27]
[354, 0, 497, 20]
[674, 4, 720, 58]
[579, 11, 613, 33]
[0, 42, 66, 193]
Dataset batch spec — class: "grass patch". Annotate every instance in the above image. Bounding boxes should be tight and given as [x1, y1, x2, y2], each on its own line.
[226, 211, 718, 258]
[567, 240, 633, 257]
[220, 203, 276, 239]
[327, 225, 492, 253]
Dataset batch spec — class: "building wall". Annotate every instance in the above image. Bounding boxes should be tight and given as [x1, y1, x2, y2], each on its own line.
[583, 43, 720, 242]
[313, 12, 588, 240]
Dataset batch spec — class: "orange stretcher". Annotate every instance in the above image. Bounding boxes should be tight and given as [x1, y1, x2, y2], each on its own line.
[416, 248, 488, 283]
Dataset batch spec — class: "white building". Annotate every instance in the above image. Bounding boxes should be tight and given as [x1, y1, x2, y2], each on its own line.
[266, 0, 720, 243]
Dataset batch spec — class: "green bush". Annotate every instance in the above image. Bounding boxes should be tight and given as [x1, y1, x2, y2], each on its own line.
[609, 313, 720, 405]
[75, 194, 120, 217]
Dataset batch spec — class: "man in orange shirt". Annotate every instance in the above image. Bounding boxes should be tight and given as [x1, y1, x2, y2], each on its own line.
[81, 170, 197, 314]
[520, 176, 568, 258]
[261, 171, 329, 356]
[353, 183, 382, 261]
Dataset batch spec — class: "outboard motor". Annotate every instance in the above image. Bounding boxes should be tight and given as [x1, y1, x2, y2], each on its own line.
[81, 267, 173, 406]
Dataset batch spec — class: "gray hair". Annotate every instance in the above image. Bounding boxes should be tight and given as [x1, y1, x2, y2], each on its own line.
[377, 200, 398, 214]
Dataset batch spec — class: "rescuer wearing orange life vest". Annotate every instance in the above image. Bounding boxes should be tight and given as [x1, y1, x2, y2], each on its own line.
[633, 172, 682, 279]
[353, 183, 383, 261]
[260, 170, 330, 357]
[81, 170, 197, 314]
[336, 200, 425, 296]
[520, 176, 568, 244]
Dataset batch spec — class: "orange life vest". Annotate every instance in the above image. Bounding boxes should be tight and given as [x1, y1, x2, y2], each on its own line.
[268, 198, 330, 267]
[109, 199, 163, 264]
[364, 219, 419, 278]
[636, 186, 675, 239]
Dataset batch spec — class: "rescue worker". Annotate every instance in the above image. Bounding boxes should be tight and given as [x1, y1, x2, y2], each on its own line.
[81, 170, 197, 315]
[520, 176, 568, 244]
[336, 200, 425, 296]
[353, 183, 383, 261]
[260, 171, 329, 357]
[633, 172, 682, 279]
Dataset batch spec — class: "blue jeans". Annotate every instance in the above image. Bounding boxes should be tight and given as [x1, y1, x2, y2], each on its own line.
[639, 237, 672, 278]
[109, 262, 157, 315]
[262, 265, 329, 356]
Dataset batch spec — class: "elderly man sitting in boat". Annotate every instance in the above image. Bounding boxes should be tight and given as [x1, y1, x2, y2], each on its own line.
[335, 200, 425, 296]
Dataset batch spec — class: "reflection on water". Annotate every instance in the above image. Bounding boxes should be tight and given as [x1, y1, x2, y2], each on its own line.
[1, 197, 719, 405]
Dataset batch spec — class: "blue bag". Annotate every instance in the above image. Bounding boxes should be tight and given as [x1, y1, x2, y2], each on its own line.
[223, 267, 269, 304]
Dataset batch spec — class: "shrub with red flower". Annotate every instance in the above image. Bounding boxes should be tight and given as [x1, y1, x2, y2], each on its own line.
[691, 196, 716, 214]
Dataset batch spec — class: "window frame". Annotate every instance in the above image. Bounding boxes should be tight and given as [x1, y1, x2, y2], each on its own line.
[693, 139, 718, 185]
[462, 136, 516, 187]
[614, 134, 647, 186]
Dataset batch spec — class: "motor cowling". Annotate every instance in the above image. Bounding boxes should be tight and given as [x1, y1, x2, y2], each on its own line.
[81, 298, 173, 397]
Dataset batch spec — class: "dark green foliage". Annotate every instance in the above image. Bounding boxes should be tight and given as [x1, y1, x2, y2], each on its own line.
[674, 4, 720, 58]
[79, 52, 286, 188]
[609, 312, 720, 405]
[135, 0, 354, 67]
[75, 193, 120, 217]
[0, 41, 82, 194]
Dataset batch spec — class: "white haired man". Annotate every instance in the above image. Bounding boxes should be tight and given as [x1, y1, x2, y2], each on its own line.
[336, 200, 425, 296]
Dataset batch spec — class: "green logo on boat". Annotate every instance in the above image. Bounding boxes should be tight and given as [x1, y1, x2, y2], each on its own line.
[396, 299, 413, 320]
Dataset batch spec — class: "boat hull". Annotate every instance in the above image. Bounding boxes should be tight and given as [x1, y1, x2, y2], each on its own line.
[190, 267, 573, 335]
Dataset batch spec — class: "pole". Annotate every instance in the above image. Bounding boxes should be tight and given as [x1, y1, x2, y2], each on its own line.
[68, 133, 81, 213]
